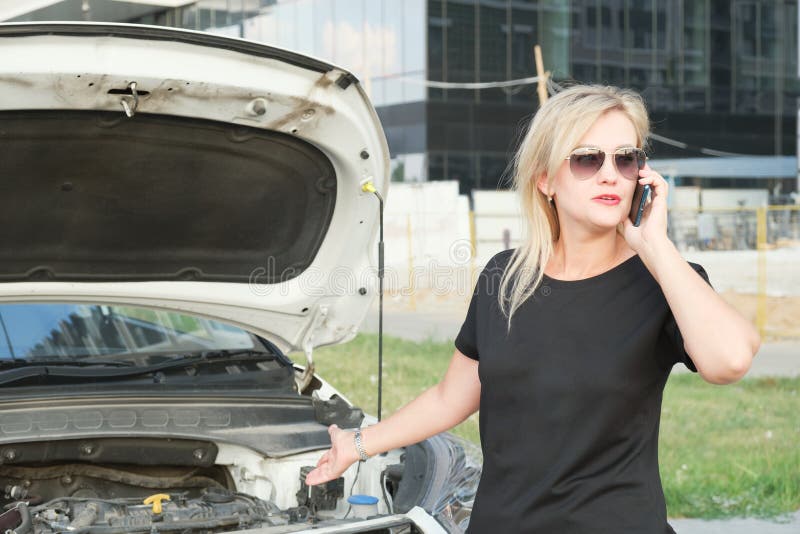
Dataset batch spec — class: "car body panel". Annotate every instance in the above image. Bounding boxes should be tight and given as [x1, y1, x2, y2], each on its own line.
[0, 395, 329, 457]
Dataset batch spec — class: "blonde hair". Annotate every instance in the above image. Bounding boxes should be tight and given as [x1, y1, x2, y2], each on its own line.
[498, 84, 651, 331]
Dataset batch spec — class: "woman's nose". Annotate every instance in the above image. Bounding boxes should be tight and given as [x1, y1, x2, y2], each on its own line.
[597, 155, 619, 183]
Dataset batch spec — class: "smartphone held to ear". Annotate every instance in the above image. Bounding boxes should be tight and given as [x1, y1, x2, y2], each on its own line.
[629, 183, 651, 227]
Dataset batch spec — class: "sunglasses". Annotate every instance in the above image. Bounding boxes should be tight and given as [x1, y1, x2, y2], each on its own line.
[565, 147, 648, 180]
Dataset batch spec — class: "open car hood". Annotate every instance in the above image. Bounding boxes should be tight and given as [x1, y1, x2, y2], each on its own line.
[0, 22, 389, 355]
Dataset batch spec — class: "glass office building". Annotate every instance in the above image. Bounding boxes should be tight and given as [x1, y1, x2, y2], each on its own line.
[428, 0, 799, 194]
[6, 0, 799, 195]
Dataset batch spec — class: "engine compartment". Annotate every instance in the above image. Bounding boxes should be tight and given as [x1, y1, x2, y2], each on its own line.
[10, 490, 292, 533]
[0, 438, 275, 532]
[0, 462, 234, 502]
[0, 437, 429, 534]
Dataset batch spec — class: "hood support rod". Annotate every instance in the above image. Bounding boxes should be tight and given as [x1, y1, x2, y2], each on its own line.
[362, 180, 384, 422]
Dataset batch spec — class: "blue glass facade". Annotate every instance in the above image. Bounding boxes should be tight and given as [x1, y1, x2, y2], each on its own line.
[425, 0, 798, 193]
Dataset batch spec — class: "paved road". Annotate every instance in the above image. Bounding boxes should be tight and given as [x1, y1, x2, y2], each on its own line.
[361, 305, 800, 532]
[672, 338, 800, 377]
[670, 510, 800, 533]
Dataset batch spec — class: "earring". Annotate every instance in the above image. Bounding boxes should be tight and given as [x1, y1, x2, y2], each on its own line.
[547, 195, 554, 205]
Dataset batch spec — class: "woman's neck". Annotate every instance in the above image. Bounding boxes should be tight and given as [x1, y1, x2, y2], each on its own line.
[546, 231, 633, 281]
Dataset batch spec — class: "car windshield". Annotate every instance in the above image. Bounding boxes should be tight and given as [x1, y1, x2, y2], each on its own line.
[0, 303, 260, 362]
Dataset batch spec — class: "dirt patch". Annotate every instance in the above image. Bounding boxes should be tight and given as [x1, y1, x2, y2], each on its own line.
[720, 291, 800, 340]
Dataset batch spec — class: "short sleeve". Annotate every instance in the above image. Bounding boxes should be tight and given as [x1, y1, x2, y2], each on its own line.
[454, 281, 480, 360]
[454, 250, 513, 361]
[662, 262, 712, 372]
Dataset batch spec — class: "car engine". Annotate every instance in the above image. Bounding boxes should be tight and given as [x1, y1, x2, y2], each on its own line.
[0, 428, 466, 534]
[7, 490, 296, 533]
[0, 439, 327, 533]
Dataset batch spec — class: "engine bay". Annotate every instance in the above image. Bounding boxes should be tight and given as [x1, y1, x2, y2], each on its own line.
[7, 490, 293, 533]
[0, 437, 420, 534]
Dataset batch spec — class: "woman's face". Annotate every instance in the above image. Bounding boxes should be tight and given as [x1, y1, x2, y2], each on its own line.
[541, 110, 641, 234]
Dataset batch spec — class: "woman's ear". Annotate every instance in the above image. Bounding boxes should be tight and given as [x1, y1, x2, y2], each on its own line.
[536, 174, 550, 197]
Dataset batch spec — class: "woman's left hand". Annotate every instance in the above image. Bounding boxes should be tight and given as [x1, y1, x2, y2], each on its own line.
[622, 165, 672, 255]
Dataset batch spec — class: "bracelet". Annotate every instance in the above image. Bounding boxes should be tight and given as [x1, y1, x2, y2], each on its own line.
[354, 429, 370, 462]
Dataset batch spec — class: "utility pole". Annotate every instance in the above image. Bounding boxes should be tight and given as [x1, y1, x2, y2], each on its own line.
[534, 44, 549, 107]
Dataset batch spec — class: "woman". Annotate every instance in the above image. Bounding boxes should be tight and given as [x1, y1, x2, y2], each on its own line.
[305, 84, 760, 533]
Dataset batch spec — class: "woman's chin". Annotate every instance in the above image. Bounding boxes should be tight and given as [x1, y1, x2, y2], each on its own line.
[559, 209, 626, 233]
[587, 214, 626, 231]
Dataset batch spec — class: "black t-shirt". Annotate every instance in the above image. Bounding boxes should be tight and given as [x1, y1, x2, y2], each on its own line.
[455, 249, 711, 534]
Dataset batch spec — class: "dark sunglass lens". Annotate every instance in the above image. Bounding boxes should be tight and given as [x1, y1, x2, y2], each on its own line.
[615, 149, 645, 179]
[570, 151, 604, 179]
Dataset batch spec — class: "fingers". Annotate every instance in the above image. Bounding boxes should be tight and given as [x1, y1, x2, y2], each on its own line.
[306, 424, 357, 487]
[637, 168, 668, 193]
[306, 452, 332, 486]
[315, 449, 331, 468]
[306, 425, 341, 486]
[305, 466, 327, 486]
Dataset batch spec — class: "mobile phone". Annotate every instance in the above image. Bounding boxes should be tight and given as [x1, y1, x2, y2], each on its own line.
[629, 183, 651, 227]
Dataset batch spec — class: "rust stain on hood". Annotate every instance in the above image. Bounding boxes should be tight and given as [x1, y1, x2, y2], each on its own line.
[267, 72, 337, 131]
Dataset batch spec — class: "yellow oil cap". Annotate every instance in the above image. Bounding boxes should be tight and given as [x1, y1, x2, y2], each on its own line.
[143, 493, 171, 514]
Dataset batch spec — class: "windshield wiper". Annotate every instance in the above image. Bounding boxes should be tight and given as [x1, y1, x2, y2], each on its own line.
[0, 358, 135, 369]
[0, 350, 275, 387]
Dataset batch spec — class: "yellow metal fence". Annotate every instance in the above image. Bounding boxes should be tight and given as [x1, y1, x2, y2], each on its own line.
[668, 205, 800, 251]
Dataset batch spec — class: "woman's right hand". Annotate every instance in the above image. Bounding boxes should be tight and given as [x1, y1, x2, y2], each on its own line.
[305, 424, 360, 486]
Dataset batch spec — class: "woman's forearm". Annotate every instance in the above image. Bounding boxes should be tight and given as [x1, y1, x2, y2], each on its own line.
[360, 383, 475, 456]
[359, 351, 481, 457]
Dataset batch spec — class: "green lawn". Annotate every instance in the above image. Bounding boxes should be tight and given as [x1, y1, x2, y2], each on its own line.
[660, 374, 800, 519]
[311, 333, 800, 520]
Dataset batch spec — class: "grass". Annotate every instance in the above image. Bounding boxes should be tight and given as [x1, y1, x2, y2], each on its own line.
[661, 374, 800, 520]
[311, 333, 800, 520]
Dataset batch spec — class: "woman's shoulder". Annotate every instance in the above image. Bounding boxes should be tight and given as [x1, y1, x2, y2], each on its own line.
[481, 248, 517, 276]
[472, 249, 518, 299]
[489, 248, 517, 268]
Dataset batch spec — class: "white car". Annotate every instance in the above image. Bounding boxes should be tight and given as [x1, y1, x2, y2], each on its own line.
[0, 22, 479, 534]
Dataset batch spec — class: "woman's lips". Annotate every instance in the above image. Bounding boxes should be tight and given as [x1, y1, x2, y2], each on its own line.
[592, 194, 621, 206]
